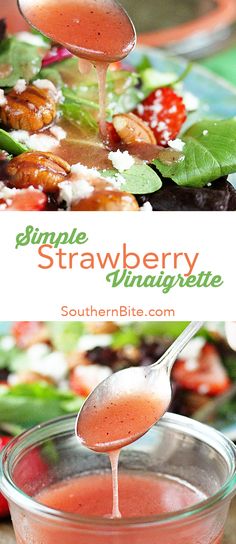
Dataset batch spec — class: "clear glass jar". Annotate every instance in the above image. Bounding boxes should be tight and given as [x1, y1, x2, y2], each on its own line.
[0, 413, 236, 544]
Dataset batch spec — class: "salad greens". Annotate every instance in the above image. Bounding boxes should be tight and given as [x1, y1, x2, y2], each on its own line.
[0, 128, 28, 155]
[0, 383, 83, 432]
[153, 119, 236, 187]
[0, 37, 42, 87]
[46, 322, 85, 352]
[103, 164, 162, 194]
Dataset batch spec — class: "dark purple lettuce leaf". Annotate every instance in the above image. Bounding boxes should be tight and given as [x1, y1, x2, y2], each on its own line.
[136, 178, 236, 211]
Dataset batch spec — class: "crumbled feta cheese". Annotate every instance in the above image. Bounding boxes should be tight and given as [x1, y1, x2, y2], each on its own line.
[140, 202, 153, 212]
[77, 334, 112, 352]
[181, 337, 205, 360]
[50, 126, 67, 141]
[108, 150, 135, 172]
[33, 79, 59, 100]
[70, 162, 101, 181]
[0, 182, 18, 200]
[16, 31, 49, 48]
[14, 79, 27, 94]
[0, 89, 7, 106]
[23, 343, 67, 382]
[203, 130, 208, 136]
[59, 180, 94, 207]
[168, 138, 185, 152]
[73, 364, 112, 393]
[183, 92, 199, 112]
[105, 173, 125, 190]
[10, 130, 58, 152]
[32, 351, 68, 382]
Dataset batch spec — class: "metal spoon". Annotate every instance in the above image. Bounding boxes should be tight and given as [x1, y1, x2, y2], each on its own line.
[17, 0, 136, 63]
[76, 321, 204, 452]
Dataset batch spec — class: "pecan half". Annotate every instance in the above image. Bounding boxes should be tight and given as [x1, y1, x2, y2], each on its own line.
[0, 85, 57, 131]
[71, 189, 139, 211]
[113, 112, 157, 145]
[7, 152, 71, 192]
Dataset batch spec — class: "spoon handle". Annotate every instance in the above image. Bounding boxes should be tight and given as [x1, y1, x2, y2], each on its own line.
[151, 321, 204, 373]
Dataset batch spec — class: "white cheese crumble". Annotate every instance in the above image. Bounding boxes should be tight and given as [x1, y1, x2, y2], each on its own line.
[73, 364, 112, 392]
[104, 173, 125, 190]
[140, 202, 153, 212]
[15, 343, 68, 383]
[0, 182, 18, 200]
[16, 31, 49, 48]
[108, 150, 135, 172]
[33, 79, 59, 101]
[183, 92, 200, 112]
[70, 162, 101, 181]
[59, 180, 94, 207]
[10, 130, 58, 152]
[0, 89, 7, 106]
[50, 125, 67, 141]
[203, 130, 209, 136]
[181, 337, 205, 360]
[168, 138, 185, 152]
[14, 79, 27, 94]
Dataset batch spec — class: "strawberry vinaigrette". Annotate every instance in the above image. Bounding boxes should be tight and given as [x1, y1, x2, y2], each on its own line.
[37, 472, 206, 518]
[76, 393, 168, 517]
[18, 0, 136, 137]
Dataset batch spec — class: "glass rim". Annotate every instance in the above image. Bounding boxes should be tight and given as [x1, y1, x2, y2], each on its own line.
[1, 412, 236, 528]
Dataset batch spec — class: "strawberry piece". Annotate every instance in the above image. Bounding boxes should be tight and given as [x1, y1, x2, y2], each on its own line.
[0, 436, 11, 518]
[172, 343, 231, 396]
[105, 122, 121, 149]
[70, 364, 112, 397]
[134, 87, 187, 147]
[12, 322, 47, 348]
[5, 190, 47, 211]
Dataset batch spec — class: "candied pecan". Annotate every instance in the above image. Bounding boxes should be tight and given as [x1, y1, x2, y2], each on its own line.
[0, 84, 57, 131]
[7, 152, 71, 192]
[113, 112, 157, 145]
[71, 189, 139, 211]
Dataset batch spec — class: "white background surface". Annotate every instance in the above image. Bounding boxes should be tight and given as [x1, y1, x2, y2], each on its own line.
[0, 212, 235, 321]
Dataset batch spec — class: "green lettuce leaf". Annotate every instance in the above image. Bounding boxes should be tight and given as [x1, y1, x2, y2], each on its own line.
[102, 164, 162, 194]
[0, 128, 28, 155]
[0, 383, 83, 429]
[153, 119, 236, 187]
[0, 37, 42, 87]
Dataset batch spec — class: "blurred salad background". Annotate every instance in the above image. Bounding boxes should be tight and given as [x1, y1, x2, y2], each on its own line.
[0, 321, 235, 439]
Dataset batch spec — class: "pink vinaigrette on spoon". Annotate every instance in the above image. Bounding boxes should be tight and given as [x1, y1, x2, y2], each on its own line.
[17, 0, 136, 139]
[76, 322, 203, 518]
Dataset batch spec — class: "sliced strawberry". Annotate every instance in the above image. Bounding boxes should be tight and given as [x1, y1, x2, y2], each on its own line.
[12, 322, 48, 349]
[0, 436, 11, 518]
[5, 190, 47, 211]
[105, 122, 121, 149]
[172, 343, 231, 396]
[70, 364, 112, 397]
[134, 87, 187, 147]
